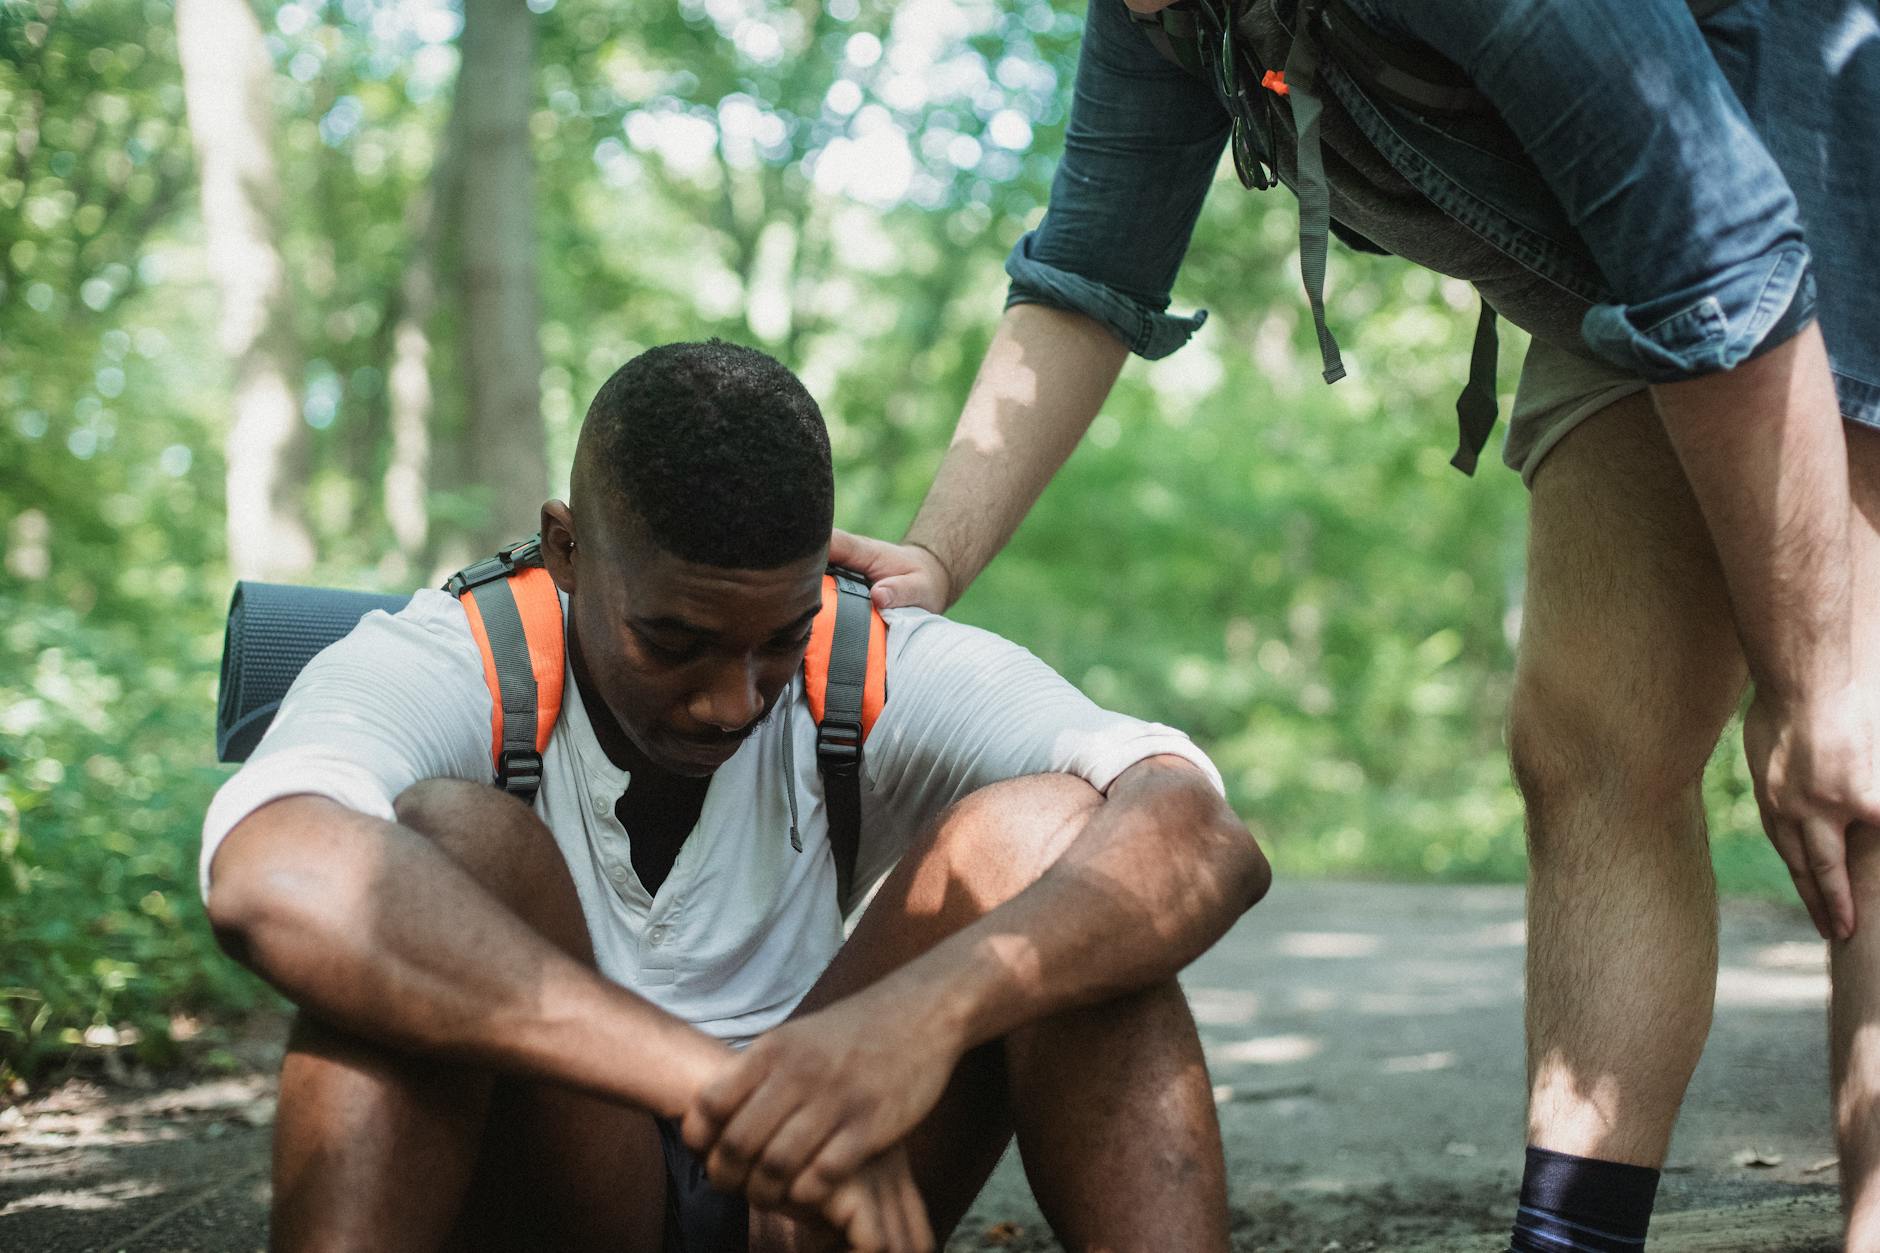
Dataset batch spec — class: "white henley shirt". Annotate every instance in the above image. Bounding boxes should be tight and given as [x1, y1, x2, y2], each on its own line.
[200, 589, 1225, 1045]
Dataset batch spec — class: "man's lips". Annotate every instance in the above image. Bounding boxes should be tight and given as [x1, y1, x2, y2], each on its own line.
[663, 727, 753, 765]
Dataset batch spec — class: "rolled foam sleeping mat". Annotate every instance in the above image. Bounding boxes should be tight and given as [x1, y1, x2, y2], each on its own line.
[216, 581, 414, 763]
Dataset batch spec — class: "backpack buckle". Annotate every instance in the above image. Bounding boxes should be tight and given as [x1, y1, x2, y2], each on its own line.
[445, 536, 545, 596]
[496, 748, 543, 797]
[816, 718, 864, 776]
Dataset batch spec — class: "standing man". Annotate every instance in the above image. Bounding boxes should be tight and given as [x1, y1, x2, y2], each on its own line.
[833, 0, 1880, 1247]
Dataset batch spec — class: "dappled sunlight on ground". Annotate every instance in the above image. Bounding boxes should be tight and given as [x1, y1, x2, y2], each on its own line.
[1753, 940, 1827, 970]
[1461, 919, 1527, 948]
[1715, 965, 1831, 1008]
[0, 1177, 164, 1216]
[1712, 938, 1828, 1008]
[1380, 1050, 1457, 1074]
[1277, 930, 1384, 958]
[1208, 1033, 1325, 1066]
[1186, 985, 1261, 1026]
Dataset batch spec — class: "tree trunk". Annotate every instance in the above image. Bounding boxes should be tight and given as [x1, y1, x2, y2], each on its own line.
[380, 97, 466, 580]
[175, 0, 315, 579]
[456, 0, 547, 557]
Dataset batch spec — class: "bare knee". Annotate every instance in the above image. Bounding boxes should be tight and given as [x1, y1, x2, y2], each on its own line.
[1508, 655, 1733, 862]
[393, 778, 591, 961]
[923, 773, 1103, 909]
[394, 777, 534, 842]
[393, 778, 555, 886]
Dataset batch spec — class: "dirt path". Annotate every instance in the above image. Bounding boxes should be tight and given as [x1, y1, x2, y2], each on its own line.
[0, 881, 1841, 1251]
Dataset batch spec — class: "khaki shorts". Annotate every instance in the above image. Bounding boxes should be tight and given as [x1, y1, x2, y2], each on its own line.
[1502, 339, 1649, 488]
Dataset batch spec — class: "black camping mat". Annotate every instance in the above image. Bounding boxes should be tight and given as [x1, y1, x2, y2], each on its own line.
[215, 582, 413, 763]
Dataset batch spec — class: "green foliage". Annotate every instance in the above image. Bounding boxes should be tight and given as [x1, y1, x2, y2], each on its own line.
[0, 591, 269, 1087]
[0, 0, 1798, 1086]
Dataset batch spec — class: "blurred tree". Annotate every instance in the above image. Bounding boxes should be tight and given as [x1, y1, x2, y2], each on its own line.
[452, 0, 547, 561]
[175, 0, 315, 579]
[380, 107, 457, 572]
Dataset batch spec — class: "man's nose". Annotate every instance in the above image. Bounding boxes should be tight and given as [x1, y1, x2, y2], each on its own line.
[690, 657, 764, 731]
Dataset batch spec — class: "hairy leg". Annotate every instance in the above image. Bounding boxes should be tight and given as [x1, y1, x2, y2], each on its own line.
[1835, 835, 1880, 1244]
[270, 781, 665, 1253]
[1516, 393, 1747, 1166]
[1832, 423, 1880, 1243]
[752, 774, 1228, 1253]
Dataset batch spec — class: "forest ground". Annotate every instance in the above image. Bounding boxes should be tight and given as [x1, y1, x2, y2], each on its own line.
[0, 881, 1842, 1251]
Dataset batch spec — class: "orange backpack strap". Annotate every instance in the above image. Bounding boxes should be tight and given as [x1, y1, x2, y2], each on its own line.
[445, 536, 566, 802]
[803, 567, 886, 906]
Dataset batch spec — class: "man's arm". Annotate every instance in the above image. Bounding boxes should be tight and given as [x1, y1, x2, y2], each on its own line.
[834, 0, 1226, 612]
[208, 793, 730, 1114]
[837, 303, 1126, 611]
[1652, 324, 1878, 940]
[681, 754, 1267, 1206]
[213, 794, 934, 1249]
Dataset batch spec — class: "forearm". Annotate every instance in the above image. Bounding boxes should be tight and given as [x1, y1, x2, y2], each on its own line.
[1651, 323, 1853, 703]
[208, 795, 727, 1117]
[903, 302, 1127, 606]
[894, 758, 1266, 1053]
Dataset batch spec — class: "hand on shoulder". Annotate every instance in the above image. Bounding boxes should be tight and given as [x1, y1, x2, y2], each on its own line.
[829, 529, 953, 613]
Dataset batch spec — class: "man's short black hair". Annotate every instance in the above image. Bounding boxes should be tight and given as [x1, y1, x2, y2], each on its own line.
[580, 340, 833, 568]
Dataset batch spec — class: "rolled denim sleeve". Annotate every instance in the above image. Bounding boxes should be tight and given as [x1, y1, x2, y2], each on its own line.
[1005, 0, 1230, 360]
[1363, 0, 1815, 382]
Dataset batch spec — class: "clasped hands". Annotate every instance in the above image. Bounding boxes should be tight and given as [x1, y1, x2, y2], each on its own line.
[681, 988, 959, 1253]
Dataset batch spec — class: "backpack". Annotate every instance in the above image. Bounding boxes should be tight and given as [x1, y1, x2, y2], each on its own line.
[217, 535, 887, 904]
[1132, 0, 1742, 475]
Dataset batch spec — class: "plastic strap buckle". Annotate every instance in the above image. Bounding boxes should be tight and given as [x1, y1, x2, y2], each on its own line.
[496, 748, 543, 796]
[815, 718, 864, 775]
[444, 536, 545, 596]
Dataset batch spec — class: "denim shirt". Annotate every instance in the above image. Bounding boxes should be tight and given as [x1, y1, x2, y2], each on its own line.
[1008, 0, 1833, 389]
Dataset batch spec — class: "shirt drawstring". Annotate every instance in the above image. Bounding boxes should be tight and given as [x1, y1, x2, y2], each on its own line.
[781, 690, 802, 852]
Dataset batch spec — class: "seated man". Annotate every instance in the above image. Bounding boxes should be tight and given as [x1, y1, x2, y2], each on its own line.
[200, 340, 1271, 1253]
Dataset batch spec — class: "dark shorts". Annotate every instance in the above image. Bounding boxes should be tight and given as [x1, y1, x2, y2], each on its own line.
[656, 1116, 750, 1253]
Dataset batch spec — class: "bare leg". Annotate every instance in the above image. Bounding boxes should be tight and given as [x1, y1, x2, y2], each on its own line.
[1832, 423, 1880, 1244]
[1515, 394, 1747, 1166]
[1006, 983, 1225, 1252]
[753, 774, 1228, 1253]
[1834, 835, 1880, 1246]
[271, 1015, 491, 1251]
[269, 781, 666, 1252]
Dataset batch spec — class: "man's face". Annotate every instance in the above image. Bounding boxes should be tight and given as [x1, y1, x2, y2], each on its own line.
[543, 501, 826, 778]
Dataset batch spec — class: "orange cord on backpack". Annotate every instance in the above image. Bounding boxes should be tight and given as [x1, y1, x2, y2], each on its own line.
[1261, 69, 1290, 96]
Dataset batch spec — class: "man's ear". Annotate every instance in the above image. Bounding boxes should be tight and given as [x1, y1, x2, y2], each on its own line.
[540, 501, 577, 594]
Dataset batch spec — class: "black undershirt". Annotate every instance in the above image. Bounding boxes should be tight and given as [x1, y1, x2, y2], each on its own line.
[569, 620, 710, 897]
[615, 773, 708, 897]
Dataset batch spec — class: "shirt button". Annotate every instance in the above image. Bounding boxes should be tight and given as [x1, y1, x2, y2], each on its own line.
[592, 794, 610, 817]
[610, 865, 627, 884]
[647, 924, 668, 945]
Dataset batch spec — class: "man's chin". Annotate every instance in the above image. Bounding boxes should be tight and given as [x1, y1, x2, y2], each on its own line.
[650, 734, 745, 777]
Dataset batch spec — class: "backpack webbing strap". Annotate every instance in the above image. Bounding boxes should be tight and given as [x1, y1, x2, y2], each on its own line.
[448, 537, 564, 804]
[1312, 0, 1487, 117]
[1450, 299, 1501, 475]
[1130, 4, 1207, 79]
[817, 570, 873, 907]
[466, 576, 544, 799]
[1282, 0, 1347, 386]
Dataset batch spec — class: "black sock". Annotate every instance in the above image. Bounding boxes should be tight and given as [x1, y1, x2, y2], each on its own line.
[1508, 1145, 1660, 1252]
